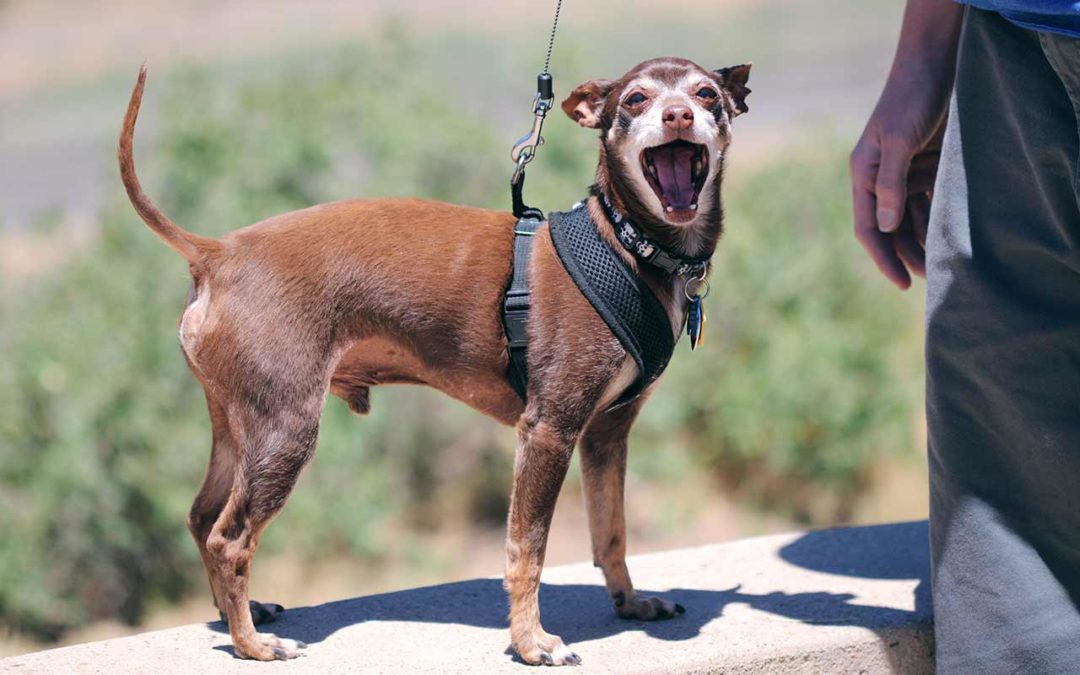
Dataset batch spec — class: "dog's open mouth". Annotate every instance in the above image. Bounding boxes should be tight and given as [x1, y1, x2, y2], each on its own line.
[640, 140, 708, 219]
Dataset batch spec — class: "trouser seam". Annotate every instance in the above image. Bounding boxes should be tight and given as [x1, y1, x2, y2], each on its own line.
[1039, 32, 1080, 200]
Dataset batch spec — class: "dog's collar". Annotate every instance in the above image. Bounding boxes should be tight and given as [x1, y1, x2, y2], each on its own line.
[597, 193, 709, 277]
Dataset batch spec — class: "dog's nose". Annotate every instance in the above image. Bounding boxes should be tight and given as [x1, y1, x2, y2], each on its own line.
[662, 105, 694, 130]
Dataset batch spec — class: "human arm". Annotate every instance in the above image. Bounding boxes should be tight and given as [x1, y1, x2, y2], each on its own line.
[850, 0, 964, 289]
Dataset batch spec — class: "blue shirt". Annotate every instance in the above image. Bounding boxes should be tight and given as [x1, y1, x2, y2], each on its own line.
[961, 1, 1080, 37]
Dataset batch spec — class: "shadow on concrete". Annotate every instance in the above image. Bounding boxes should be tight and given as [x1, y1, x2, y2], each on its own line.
[778, 519, 934, 672]
[209, 521, 931, 656]
[778, 519, 932, 620]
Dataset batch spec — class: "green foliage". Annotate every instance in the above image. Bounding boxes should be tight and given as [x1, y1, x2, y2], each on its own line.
[0, 34, 921, 640]
[0, 33, 514, 640]
[0, 197, 205, 637]
[642, 155, 923, 522]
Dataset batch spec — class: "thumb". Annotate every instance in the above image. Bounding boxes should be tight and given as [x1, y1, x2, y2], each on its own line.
[874, 140, 913, 233]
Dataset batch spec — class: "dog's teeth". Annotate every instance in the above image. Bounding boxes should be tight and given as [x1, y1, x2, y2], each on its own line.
[690, 204, 697, 210]
[666, 206, 674, 213]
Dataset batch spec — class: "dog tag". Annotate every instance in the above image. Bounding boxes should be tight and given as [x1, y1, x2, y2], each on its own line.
[687, 295, 706, 350]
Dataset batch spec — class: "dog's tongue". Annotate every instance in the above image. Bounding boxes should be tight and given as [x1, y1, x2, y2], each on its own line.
[652, 144, 697, 209]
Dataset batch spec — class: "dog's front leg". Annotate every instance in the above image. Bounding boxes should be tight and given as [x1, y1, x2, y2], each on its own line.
[505, 409, 583, 666]
[580, 400, 685, 621]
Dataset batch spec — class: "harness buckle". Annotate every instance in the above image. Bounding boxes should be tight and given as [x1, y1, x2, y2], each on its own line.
[503, 308, 531, 349]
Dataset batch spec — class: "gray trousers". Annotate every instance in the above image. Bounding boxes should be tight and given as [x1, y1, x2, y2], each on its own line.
[927, 8, 1080, 673]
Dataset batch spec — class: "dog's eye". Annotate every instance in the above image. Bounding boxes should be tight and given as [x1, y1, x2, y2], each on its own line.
[695, 87, 718, 99]
[624, 92, 647, 106]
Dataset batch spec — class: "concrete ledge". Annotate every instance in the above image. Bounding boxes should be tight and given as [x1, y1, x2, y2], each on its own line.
[2, 521, 932, 674]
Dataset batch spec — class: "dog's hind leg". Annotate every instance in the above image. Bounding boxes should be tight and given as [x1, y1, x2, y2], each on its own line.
[579, 401, 685, 621]
[187, 395, 284, 627]
[203, 394, 323, 661]
[186, 396, 234, 619]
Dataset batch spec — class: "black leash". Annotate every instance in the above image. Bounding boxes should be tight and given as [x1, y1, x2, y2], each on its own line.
[509, 0, 563, 220]
[502, 1, 565, 399]
[542, 0, 563, 76]
[500, 0, 707, 405]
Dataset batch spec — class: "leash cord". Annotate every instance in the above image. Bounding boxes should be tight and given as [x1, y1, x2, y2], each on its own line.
[542, 0, 563, 75]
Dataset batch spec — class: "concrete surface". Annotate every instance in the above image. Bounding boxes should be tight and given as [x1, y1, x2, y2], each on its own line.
[1, 521, 933, 674]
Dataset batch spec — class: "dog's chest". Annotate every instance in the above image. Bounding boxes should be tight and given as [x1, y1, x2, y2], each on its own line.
[546, 205, 682, 403]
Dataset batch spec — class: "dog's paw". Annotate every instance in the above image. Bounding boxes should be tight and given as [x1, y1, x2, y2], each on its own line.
[613, 592, 685, 621]
[218, 600, 285, 626]
[235, 634, 308, 661]
[515, 632, 581, 666]
[250, 600, 285, 626]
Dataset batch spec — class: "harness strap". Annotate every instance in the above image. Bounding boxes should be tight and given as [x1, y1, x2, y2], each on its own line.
[548, 202, 676, 407]
[502, 202, 681, 408]
[504, 218, 542, 400]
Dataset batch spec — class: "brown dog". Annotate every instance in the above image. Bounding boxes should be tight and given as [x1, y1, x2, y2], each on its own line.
[119, 56, 750, 665]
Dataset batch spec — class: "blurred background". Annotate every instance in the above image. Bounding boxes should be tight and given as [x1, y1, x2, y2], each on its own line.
[0, 0, 925, 657]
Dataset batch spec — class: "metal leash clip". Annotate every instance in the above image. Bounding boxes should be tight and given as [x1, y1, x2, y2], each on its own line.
[511, 74, 554, 185]
[510, 73, 554, 220]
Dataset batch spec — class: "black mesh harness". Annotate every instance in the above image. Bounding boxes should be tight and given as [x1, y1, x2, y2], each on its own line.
[502, 199, 707, 408]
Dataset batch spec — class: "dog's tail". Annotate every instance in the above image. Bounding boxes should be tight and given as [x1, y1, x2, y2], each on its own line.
[119, 64, 219, 264]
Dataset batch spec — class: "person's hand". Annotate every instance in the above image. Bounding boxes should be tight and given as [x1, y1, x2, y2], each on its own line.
[851, 85, 946, 289]
[850, 0, 963, 290]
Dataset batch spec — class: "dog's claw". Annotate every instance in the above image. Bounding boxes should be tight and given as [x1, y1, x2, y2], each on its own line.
[675, 603, 686, 615]
[262, 637, 306, 660]
[534, 643, 580, 666]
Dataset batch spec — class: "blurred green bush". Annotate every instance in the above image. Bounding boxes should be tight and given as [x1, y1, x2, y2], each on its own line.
[0, 35, 921, 640]
[641, 158, 923, 523]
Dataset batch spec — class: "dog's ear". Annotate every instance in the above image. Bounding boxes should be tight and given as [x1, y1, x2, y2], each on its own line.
[713, 63, 752, 116]
[561, 79, 615, 128]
